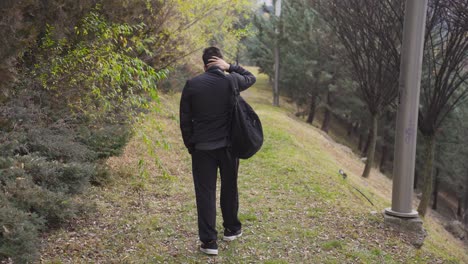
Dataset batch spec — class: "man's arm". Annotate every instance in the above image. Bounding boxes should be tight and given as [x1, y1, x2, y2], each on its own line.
[206, 56, 256, 91]
[179, 81, 194, 153]
[227, 64, 256, 92]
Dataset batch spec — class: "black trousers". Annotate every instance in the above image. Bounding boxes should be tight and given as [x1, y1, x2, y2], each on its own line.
[191, 147, 241, 243]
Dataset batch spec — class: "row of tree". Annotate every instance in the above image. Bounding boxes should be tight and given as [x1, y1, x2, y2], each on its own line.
[0, 0, 252, 262]
[248, 0, 468, 221]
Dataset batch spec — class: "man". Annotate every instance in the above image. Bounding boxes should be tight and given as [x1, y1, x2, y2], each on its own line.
[179, 47, 256, 255]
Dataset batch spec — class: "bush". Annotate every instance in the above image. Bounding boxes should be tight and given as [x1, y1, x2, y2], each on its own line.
[90, 163, 112, 186]
[0, 112, 133, 263]
[78, 124, 132, 159]
[0, 3, 170, 262]
[0, 121, 127, 262]
[0, 157, 13, 170]
[26, 128, 98, 162]
[20, 155, 94, 194]
[0, 205, 45, 264]
[5, 181, 80, 227]
[0, 166, 28, 189]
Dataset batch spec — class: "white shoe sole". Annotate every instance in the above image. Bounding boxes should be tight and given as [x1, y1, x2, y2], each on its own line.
[200, 247, 218, 255]
[223, 232, 242, 241]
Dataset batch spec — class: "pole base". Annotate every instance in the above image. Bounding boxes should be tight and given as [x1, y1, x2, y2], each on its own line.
[383, 209, 426, 248]
[384, 208, 419, 218]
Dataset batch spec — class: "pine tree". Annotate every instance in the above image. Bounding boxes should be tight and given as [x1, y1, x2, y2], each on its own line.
[416, 0, 468, 216]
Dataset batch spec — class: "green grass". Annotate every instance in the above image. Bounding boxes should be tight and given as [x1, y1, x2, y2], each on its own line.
[40, 68, 468, 263]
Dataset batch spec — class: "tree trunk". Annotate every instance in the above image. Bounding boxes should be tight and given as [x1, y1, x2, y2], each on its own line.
[362, 129, 372, 157]
[379, 111, 392, 173]
[417, 133, 436, 216]
[273, 44, 280, 107]
[464, 171, 468, 226]
[321, 91, 332, 133]
[353, 122, 359, 135]
[273, 89, 280, 106]
[379, 144, 388, 173]
[362, 114, 378, 178]
[432, 168, 439, 210]
[347, 122, 353, 137]
[414, 170, 418, 190]
[358, 132, 364, 153]
[457, 196, 462, 217]
[306, 93, 317, 124]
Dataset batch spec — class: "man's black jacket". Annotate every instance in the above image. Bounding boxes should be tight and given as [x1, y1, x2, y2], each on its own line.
[179, 65, 256, 153]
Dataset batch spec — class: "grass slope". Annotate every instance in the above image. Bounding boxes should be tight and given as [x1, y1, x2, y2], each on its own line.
[40, 68, 468, 263]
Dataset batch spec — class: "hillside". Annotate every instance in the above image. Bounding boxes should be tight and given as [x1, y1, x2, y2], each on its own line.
[40, 68, 468, 263]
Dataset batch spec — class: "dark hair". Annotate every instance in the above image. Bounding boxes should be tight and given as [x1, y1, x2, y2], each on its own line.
[202, 47, 223, 66]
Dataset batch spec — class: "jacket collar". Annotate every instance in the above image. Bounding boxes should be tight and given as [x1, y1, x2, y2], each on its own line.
[206, 66, 226, 76]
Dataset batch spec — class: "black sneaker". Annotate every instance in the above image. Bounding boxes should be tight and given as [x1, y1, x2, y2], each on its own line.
[200, 240, 218, 255]
[223, 228, 242, 241]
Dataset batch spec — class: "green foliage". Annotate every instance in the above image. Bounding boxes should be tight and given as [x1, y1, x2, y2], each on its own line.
[0, 205, 44, 264]
[0, 0, 255, 262]
[0, 166, 83, 226]
[6, 184, 79, 228]
[0, 0, 96, 99]
[417, 104, 468, 200]
[90, 163, 112, 186]
[78, 125, 133, 159]
[415, 0, 468, 215]
[247, 10, 276, 77]
[34, 8, 168, 122]
[20, 155, 94, 194]
[0, 157, 13, 170]
[0, 5, 167, 262]
[321, 240, 344, 250]
[25, 128, 98, 162]
[248, 0, 365, 123]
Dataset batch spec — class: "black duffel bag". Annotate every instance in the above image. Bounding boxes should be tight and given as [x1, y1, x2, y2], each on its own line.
[227, 74, 263, 159]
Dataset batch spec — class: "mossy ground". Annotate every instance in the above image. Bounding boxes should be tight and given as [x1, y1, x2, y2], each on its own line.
[40, 68, 468, 263]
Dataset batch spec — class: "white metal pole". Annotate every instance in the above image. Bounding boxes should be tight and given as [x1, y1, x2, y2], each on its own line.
[275, 0, 281, 17]
[385, 0, 428, 218]
[273, 0, 281, 106]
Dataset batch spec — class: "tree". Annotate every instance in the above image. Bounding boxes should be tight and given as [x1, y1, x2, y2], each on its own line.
[317, 0, 404, 178]
[416, 0, 468, 216]
[248, 4, 275, 79]
[280, 0, 330, 124]
[0, 1, 253, 262]
[276, 0, 345, 125]
[249, 0, 367, 141]
[0, 0, 96, 102]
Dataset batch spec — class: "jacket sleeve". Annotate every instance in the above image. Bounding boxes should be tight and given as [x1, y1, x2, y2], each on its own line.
[179, 81, 194, 153]
[227, 64, 256, 92]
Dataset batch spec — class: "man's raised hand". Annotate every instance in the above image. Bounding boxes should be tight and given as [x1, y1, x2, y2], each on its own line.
[207, 56, 230, 71]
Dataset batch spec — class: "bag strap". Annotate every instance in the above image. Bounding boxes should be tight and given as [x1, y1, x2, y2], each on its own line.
[226, 73, 239, 148]
[227, 73, 240, 97]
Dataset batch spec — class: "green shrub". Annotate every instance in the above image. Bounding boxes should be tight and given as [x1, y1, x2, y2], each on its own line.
[0, 165, 24, 180]
[90, 163, 112, 186]
[20, 156, 93, 194]
[26, 128, 98, 162]
[0, 157, 13, 169]
[78, 124, 132, 159]
[0, 205, 45, 264]
[5, 181, 79, 227]
[0, 4, 166, 262]
[0, 95, 129, 264]
[0, 140, 18, 156]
